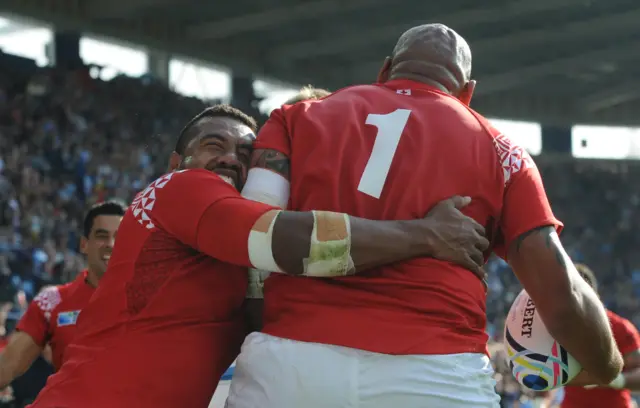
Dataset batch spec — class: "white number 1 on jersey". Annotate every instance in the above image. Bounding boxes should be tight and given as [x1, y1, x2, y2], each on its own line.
[357, 109, 412, 199]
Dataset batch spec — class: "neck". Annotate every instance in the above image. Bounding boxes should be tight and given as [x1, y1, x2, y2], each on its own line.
[389, 74, 450, 94]
[85, 270, 99, 288]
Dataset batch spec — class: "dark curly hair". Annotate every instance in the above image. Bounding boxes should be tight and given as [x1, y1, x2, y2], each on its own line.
[175, 104, 258, 155]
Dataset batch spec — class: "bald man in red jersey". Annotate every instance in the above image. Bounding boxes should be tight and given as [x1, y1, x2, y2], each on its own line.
[561, 264, 640, 408]
[227, 24, 621, 408]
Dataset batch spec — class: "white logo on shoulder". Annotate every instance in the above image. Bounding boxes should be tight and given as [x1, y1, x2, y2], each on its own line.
[492, 133, 533, 185]
[397, 89, 411, 95]
[34, 287, 62, 322]
[131, 171, 185, 230]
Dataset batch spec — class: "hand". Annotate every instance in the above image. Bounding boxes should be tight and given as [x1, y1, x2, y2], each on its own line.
[568, 369, 611, 388]
[421, 196, 490, 279]
[582, 372, 625, 390]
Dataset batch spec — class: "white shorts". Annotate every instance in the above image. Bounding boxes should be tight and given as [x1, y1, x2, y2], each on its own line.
[225, 332, 500, 408]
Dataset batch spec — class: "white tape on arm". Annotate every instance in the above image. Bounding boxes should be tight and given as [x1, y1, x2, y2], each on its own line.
[243, 169, 289, 297]
[248, 210, 284, 273]
[242, 168, 290, 209]
[302, 211, 355, 277]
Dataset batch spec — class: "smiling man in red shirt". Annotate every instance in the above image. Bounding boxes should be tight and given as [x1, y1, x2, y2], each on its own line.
[0, 201, 125, 385]
[27, 104, 490, 408]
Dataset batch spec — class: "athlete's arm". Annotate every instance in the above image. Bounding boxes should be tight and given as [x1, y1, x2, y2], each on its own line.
[0, 288, 55, 388]
[154, 169, 488, 278]
[0, 332, 43, 388]
[198, 187, 487, 277]
[508, 227, 620, 384]
[596, 318, 640, 390]
[610, 350, 640, 390]
[501, 164, 622, 384]
[244, 104, 490, 274]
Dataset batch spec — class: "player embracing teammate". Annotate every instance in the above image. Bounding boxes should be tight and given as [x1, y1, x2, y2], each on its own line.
[27, 24, 622, 408]
[226, 23, 621, 408]
[27, 104, 489, 408]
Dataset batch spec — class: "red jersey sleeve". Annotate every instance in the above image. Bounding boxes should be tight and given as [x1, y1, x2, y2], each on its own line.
[16, 287, 60, 346]
[252, 106, 291, 156]
[610, 312, 640, 356]
[492, 135, 563, 259]
[149, 169, 276, 267]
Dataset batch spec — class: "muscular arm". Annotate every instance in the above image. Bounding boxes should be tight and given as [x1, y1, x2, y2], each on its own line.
[242, 149, 487, 277]
[0, 332, 43, 389]
[169, 159, 486, 282]
[507, 226, 622, 384]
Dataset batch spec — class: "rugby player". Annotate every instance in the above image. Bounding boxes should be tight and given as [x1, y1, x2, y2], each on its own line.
[227, 23, 622, 408]
[0, 201, 124, 384]
[561, 264, 640, 408]
[283, 85, 330, 105]
[29, 104, 489, 408]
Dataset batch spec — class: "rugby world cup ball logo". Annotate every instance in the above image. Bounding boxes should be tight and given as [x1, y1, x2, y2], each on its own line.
[503, 290, 581, 391]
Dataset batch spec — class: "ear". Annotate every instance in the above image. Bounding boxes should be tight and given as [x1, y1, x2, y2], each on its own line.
[458, 80, 476, 106]
[80, 236, 88, 255]
[168, 151, 182, 172]
[377, 57, 392, 83]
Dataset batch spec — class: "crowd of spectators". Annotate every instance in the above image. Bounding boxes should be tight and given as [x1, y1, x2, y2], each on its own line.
[0, 50, 639, 407]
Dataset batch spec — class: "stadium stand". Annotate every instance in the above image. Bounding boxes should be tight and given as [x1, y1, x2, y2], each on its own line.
[0, 39, 639, 408]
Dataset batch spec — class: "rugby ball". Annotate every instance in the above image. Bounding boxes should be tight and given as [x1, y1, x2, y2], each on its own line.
[504, 289, 581, 391]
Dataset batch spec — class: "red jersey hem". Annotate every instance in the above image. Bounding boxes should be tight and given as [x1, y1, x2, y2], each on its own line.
[261, 327, 487, 356]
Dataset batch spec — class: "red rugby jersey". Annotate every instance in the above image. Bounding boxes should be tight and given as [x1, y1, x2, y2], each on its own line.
[29, 170, 273, 408]
[255, 79, 561, 355]
[562, 310, 640, 408]
[17, 271, 94, 370]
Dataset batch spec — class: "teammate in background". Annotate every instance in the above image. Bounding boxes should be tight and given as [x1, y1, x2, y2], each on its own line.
[29, 105, 488, 408]
[283, 85, 330, 105]
[0, 201, 124, 387]
[560, 264, 640, 408]
[228, 23, 622, 408]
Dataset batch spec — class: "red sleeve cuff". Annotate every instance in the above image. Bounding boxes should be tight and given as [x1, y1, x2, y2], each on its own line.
[196, 196, 276, 267]
[503, 218, 564, 250]
[16, 320, 46, 346]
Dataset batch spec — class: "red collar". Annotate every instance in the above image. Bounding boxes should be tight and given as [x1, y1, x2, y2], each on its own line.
[381, 79, 451, 96]
[80, 269, 97, 288]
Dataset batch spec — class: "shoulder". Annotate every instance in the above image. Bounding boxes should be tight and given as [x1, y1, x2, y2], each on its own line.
[295, 84, 382, 110]
[608, 310, 637, 333]
[483, 123, 535, 185]
[132, 171, 192, 201]
[32, 286, 63, 317]
[131, 170, 223, 216]
[607, 310, 640, 352]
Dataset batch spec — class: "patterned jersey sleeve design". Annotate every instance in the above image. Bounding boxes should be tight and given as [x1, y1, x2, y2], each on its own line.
[33, 287, 62, 322]
[130, 172, 180, 231]
[492, 133, 534, 186]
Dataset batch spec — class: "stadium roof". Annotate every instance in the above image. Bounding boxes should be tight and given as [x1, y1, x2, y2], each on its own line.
[5, 0, 640, 126]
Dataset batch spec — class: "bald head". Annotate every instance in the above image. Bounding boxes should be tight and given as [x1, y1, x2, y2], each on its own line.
[386, 24, 472, 95]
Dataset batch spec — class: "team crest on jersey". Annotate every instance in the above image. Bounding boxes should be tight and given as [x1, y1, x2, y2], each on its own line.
[57, 310, 81, 327]
[131, 171, 185, 230]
